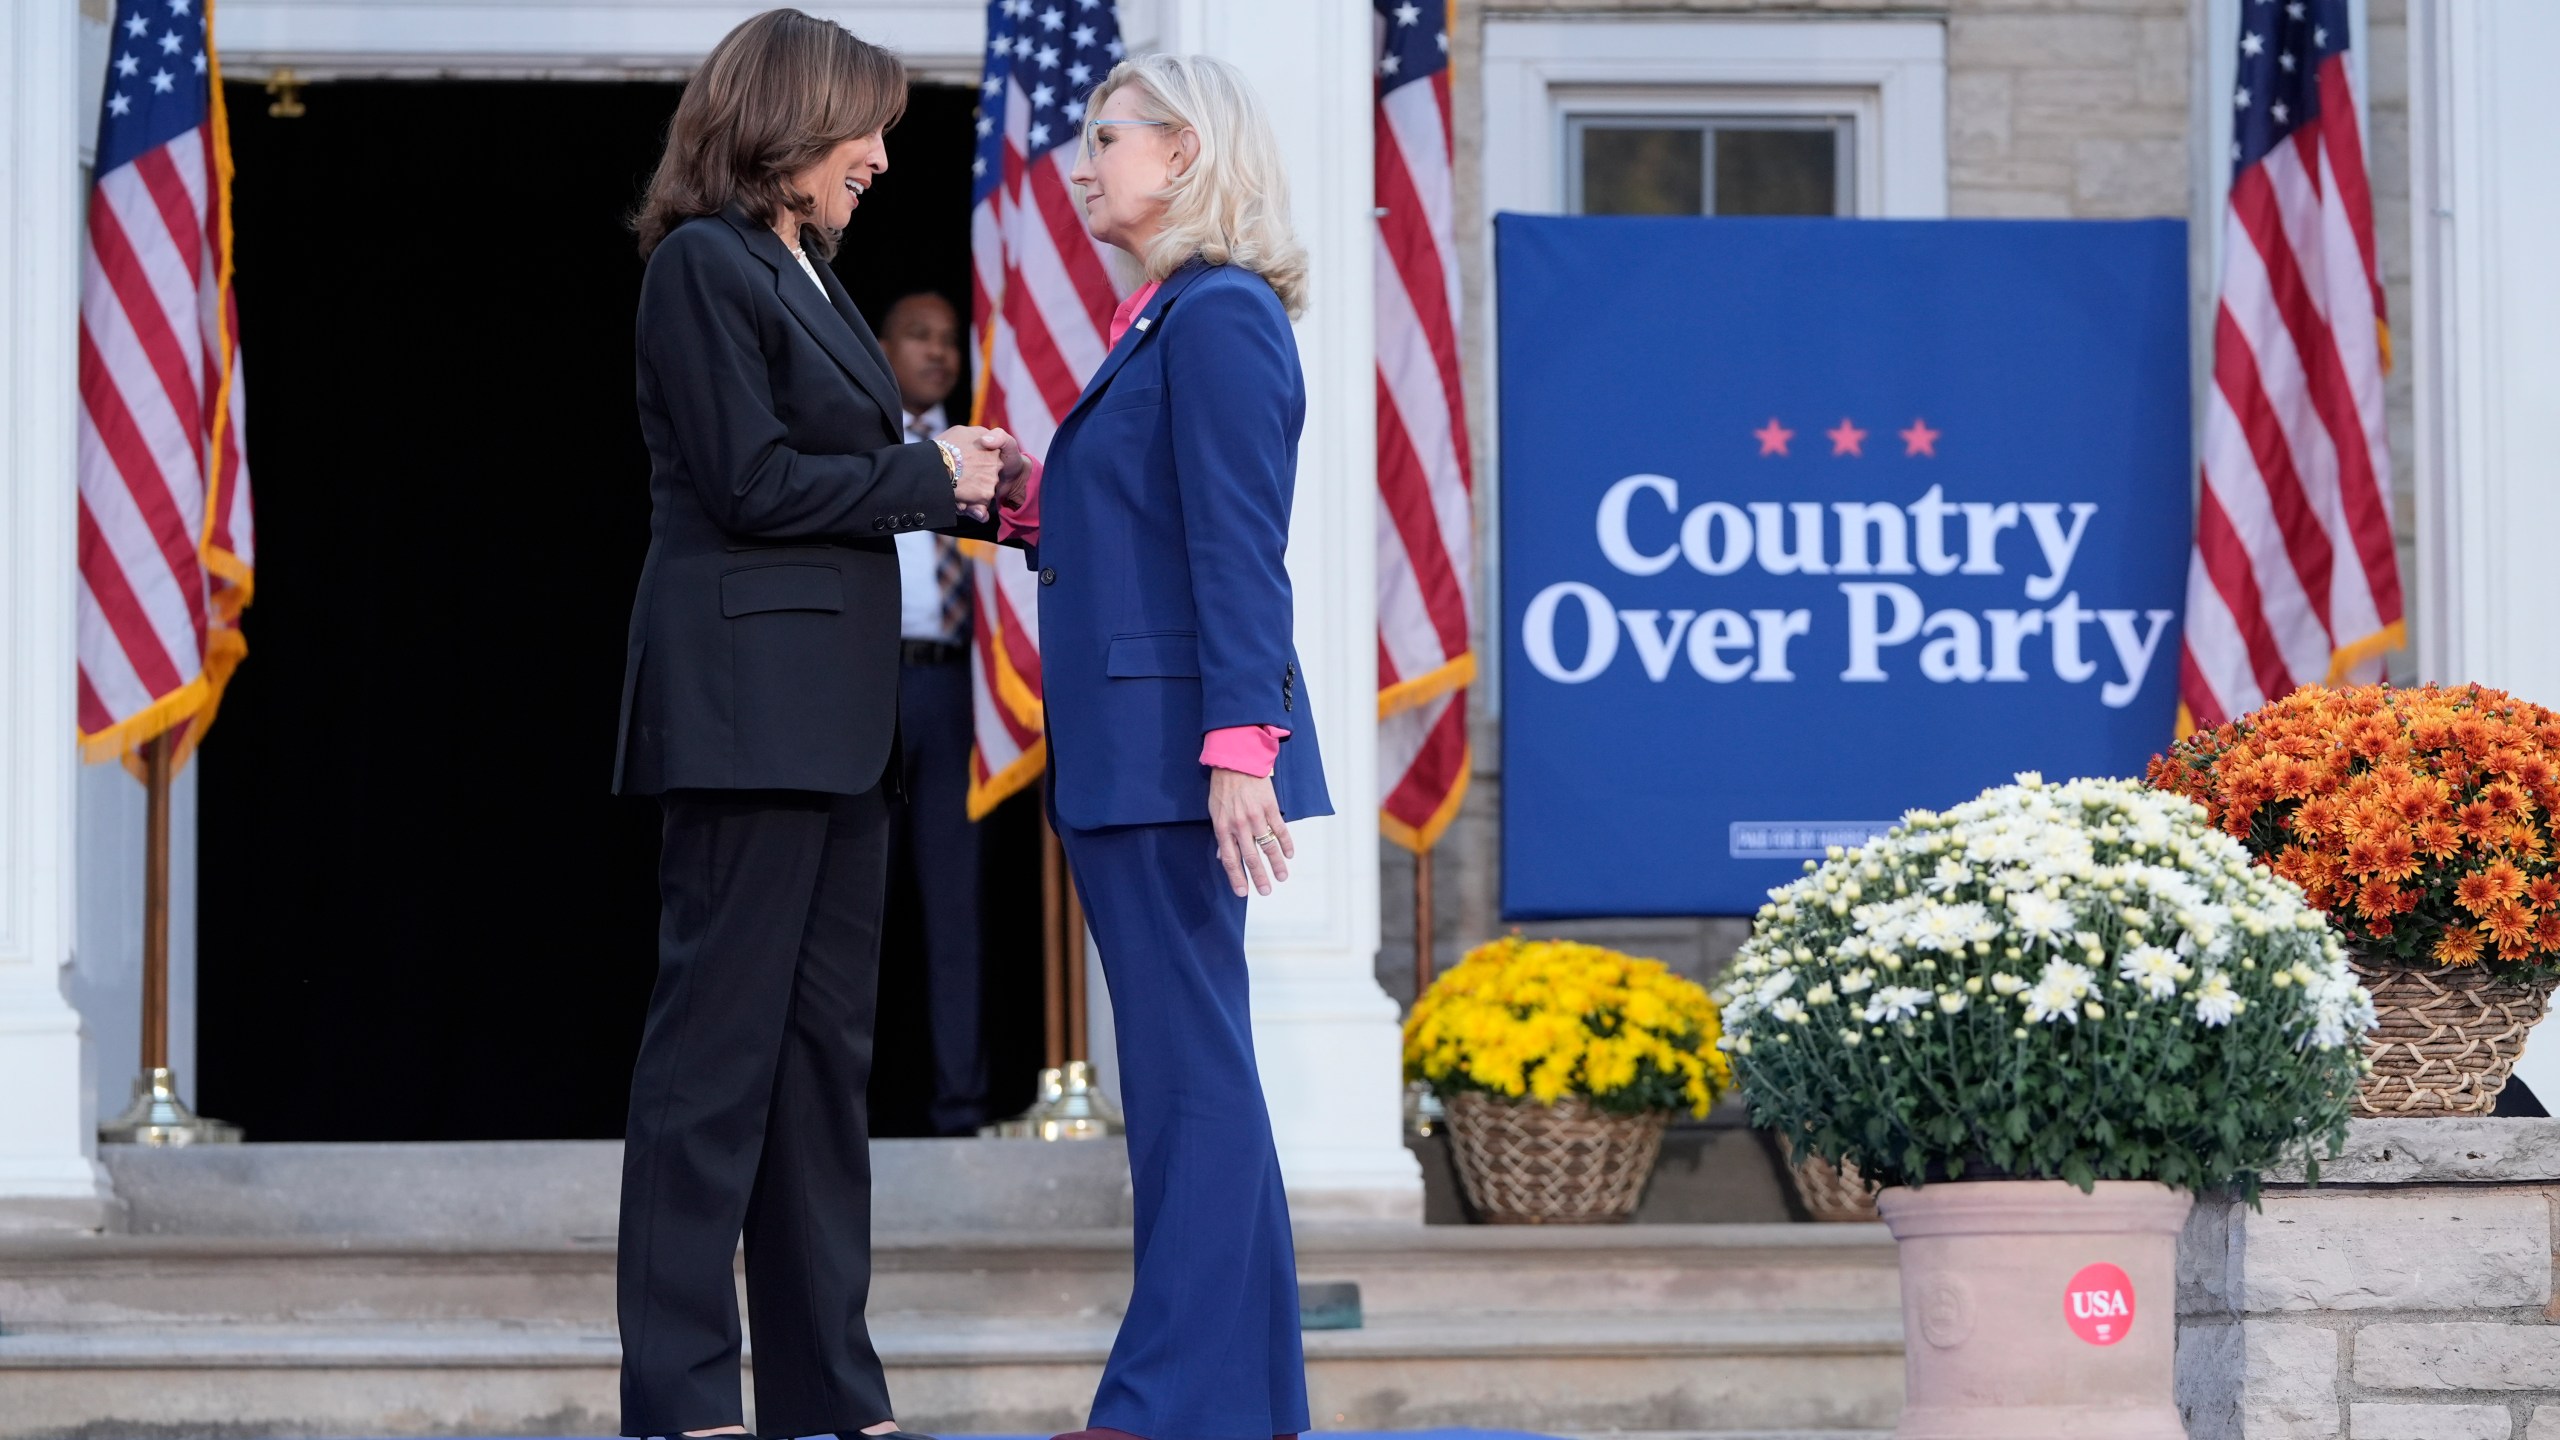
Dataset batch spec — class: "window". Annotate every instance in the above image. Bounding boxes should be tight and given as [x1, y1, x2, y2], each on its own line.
[1477, 18, 1947, 712]
[1568, 115, 1853, 217]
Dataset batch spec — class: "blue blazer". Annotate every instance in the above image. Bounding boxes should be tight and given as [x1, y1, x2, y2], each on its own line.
[1032, 260, 1333, 831]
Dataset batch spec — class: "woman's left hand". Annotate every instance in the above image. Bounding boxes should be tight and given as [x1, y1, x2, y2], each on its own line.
[1209, 769, 1294, 897]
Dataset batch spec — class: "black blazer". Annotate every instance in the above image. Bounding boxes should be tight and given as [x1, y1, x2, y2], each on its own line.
[614, 205, 992, 797]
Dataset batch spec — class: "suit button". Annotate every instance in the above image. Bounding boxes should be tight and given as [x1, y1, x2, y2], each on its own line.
[910, 512, 926, 525]
[1040, 567, 1057, 586]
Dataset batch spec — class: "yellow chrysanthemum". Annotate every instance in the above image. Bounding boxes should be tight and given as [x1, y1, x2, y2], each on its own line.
[1403, 935, 1730, 1117]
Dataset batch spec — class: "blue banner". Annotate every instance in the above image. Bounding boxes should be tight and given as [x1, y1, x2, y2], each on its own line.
[1498, 216, 2191, 917]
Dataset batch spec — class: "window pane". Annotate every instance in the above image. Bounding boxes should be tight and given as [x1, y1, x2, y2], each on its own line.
[1713, 127, 1839, 216]
[1580, 126, 1704, 216]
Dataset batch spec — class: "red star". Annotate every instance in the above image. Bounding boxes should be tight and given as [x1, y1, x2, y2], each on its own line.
[1827, 418, 1867, 456]
[1753, 418, 1794, 456]
[1900, 418, 1941, 457]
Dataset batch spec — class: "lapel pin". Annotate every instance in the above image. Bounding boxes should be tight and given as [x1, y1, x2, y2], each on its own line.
[1135, 317, 1152, 332]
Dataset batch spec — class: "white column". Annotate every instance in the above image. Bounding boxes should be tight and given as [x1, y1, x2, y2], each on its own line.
[0, 0, 118, 1231]
[2409, 0, 2560, 1108]
[1141, 0, 1421, 1220]
[2408, 0, 2560, 705]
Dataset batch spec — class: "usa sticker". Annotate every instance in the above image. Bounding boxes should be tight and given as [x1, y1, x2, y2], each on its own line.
[2065, 1262, 2135, 1345]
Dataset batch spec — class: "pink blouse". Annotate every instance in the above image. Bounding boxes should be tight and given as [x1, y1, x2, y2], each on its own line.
[994, 279, 1287, 780]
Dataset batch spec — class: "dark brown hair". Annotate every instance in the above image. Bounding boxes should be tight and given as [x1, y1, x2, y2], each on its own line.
[635, 9, 907, 260]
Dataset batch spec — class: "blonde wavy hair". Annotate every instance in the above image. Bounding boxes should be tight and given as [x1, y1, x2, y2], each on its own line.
[1084, 54, 1308, 318]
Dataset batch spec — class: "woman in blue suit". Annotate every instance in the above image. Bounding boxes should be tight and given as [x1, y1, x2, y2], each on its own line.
[990, 53, 1329, 1440]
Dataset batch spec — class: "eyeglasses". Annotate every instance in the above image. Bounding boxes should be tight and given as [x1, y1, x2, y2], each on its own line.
[1080, 118, 1170, 162]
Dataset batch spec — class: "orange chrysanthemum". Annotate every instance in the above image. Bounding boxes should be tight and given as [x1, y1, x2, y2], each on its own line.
[2487, 902, 2538, 953]
[2151, 683, 2560, 972]
[2487, 860, 2528, 904]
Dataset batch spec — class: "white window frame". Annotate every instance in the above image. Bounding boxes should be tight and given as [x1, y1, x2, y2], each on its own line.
[1563, 108, 1858, 218]
[1476, 17, 1948, 713]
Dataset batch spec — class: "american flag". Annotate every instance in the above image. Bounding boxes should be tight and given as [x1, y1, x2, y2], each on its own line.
[2180, 0, 2400, 732]
[963, 0, 1131, 818]
[77, 0, 253, 766]
[1375, 0, 1473, 852]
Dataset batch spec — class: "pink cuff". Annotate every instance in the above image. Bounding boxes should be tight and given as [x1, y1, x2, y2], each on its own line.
[997, 453, 1042, 543]
[1201, 725, 1288, 777]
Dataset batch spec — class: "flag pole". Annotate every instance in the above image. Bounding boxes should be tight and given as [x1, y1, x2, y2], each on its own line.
[988, 817, 1118, 1139]
[1041, 819, 1068, 1070]
[100, 733, 239, 1145]
[1414, 845, 1436, 1000]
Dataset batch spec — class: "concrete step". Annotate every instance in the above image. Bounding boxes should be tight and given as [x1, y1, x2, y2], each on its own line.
[15, 1144, 1907, 1438]
[0, 1311, 1904, 1437]
[0, 1224, 1898, 1330]
[99, 1139, 1137, 1239]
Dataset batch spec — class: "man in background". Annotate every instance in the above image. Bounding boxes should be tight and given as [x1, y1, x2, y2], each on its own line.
[880, 290, 987, 1135]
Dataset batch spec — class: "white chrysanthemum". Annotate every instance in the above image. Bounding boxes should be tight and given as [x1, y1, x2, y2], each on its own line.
[2008, 891, 2075, 943]
[1804, 982, 1837, 1007]
[2193, 973, 2242, 1028]
[1909, 902, 1992, 954]
[1863, 986, 1930, 1024]
[2119, 944, 2182, 1002]
[1838, 967, 1876, 996]
[1767, 997, 1808, 1025]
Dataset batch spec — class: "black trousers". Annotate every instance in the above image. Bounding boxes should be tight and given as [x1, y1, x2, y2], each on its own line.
[619, 787, 892, 1438]
[890, 654, 987, 1135]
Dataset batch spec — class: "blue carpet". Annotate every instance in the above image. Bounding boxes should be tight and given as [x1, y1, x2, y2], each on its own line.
[373, 1432, 1563, 1440]
[360, 1432, 1562, 1440]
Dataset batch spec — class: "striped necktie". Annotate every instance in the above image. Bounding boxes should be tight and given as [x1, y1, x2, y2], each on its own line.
[911, 414, 973, 641]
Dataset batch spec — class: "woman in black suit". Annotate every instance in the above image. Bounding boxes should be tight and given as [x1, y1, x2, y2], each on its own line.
[612, 11, 1010, 1438]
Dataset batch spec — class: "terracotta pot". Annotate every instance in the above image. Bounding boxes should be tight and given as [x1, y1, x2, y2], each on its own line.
[1877, 1180, 2191, 1439]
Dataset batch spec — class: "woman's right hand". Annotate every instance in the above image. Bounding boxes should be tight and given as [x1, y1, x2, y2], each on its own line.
[937, 425, 1003, 508]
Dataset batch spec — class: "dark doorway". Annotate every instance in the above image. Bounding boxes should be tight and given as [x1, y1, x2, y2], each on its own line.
[201, 78, 1046, 1141]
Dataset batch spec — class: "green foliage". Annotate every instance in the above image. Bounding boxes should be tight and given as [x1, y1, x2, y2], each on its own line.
[1716, 776, 2372, 1203]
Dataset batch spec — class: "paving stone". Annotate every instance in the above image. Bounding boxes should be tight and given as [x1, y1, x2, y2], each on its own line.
[2356, 1323, 2560, 1391]
[1948, 70, 2013, 161]
[1951, 13, 2145, 69]
[2180, 1320, 2342, 1440]
[2528, 1404, 2560, 1440]
[2232, 1192, 2551, 1313]
[2072, 136, 2188, 216]
[2349, 1403, 2516, 1440]
[2264, 1119, 2560, 1184]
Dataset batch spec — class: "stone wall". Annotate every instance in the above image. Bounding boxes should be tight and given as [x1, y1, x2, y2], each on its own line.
[2179, 1120, 2560, 1440]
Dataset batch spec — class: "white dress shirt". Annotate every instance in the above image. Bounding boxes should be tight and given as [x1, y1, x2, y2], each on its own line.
[791, 246, 829, 296]
[897, 404, 955, 642]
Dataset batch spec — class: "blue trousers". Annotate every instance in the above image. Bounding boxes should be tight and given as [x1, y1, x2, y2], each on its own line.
[1055, 817, 1310, 1440]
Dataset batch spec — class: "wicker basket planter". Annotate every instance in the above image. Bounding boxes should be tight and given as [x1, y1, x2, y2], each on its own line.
[1778, 1135, 1881, 1223]
[1441, 1091, 1668, 1224]
[2351, 955, 2558, 1116]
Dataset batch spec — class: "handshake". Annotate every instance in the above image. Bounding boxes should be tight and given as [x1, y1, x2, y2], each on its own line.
[937, 425, 1032, 516]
